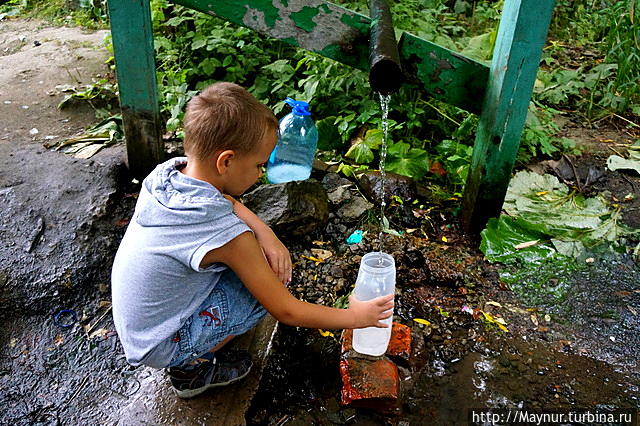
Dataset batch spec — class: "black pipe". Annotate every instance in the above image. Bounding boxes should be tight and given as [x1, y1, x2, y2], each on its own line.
[369, 0, 403, 95]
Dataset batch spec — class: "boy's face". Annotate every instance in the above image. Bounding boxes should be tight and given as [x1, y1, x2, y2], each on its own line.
[224, 126, 277, 196]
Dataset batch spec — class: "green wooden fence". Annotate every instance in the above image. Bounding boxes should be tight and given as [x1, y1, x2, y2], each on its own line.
[106, 0, 555, 233]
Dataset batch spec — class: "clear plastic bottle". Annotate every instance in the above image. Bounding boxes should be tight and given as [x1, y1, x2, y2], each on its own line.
[266, 98, 318, 183]
[352, 252, 396, 356]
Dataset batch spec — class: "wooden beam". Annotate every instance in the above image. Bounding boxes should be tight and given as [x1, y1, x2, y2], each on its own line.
[462, 0, 555, 234]
[173, 0, 489, 112]
[107, 0, 163, 179]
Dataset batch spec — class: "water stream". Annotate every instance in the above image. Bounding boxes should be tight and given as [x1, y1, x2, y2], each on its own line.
[378, 93, 391, 261]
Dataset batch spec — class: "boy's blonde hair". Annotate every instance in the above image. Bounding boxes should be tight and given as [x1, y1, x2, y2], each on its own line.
[183, 82, 278, 160]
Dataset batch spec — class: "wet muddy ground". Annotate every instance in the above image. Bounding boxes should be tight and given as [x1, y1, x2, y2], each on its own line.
[247, 228, 639, 425]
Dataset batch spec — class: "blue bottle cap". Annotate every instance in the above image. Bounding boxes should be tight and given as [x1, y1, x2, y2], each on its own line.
[284, 97, 311, 116]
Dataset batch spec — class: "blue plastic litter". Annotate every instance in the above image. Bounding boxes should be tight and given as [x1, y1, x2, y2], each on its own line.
[54, 309, 78, 328]
[346, 230, 364, 244]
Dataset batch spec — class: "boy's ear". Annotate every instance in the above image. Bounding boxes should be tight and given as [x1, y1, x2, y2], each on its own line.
[215, 150, 235, 174]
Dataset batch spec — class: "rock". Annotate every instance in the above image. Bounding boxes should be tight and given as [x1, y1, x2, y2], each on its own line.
[321, 172, 352, 192]
[242, 179, 329, 236]
[329, 264, 344, 278]
[327, 185, 352, 204]
[323, 173, 355, 205]
[357, 171, 417, 204]
[336, 197, 373, 221]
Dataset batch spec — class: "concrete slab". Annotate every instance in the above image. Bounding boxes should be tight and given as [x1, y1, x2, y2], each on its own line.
[112, 315, 278, 426]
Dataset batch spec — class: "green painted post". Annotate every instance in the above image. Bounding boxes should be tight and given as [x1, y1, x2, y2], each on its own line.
[461, 0, 555, 234]
[107, 0, 163, 179]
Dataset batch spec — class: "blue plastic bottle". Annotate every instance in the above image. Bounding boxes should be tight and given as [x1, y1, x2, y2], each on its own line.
[266, 98, 318, 183]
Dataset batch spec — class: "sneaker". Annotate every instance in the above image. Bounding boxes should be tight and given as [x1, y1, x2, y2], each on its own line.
[167, 349, 253, 399]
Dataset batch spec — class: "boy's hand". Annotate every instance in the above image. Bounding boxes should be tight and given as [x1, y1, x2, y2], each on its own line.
[347, 294, 394, 329]
[256, 230, 292, 284]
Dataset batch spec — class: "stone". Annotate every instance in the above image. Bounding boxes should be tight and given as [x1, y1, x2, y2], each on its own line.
[386, 322, 412, 364]
[321, 172, 352, 192]
[327, 185, 353, 204]
[339, 357, 400, 412]
[336, 197, 373, 220]
[242, 179, 329, 236]
[357, 171, 417, 204]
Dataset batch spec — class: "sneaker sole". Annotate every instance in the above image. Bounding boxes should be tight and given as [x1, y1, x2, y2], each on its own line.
[172, 364, 252, 399]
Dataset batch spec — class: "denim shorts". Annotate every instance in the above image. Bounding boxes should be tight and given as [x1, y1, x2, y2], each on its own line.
[166, 268, 266, 368]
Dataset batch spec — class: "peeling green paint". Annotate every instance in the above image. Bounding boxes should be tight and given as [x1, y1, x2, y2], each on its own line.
[319, 3, 330, 13]
[290, 6, 319, 32]
[399, 32, 488, 113]
[249, 0, 280, 28]
[280, 36, 299, 47]
[339, 12, 369, 33]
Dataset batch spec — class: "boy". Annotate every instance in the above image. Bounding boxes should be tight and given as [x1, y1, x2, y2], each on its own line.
[111, 82, 393, 399]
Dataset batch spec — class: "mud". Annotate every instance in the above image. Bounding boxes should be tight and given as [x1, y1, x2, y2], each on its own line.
[248, 233, 639, 425]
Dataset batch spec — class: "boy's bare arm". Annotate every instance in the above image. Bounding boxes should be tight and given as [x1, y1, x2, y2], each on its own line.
[200, 232, 393, 330]
[223, 195, 292, 283]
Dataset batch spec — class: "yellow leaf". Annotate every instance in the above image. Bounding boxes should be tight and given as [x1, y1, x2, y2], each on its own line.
[318, 329, 334, 337]
[310, 248, 333, 260]
[486, 301, 503, 308]
[441, 236, 448, 242]
[312, 240, 328, 246]
[536, 191, 548, 196]
[413, 318, 432, 326]
[496, 323, 509, 332]
[301, 255, 324, 263]
[481, 311, 494, 322]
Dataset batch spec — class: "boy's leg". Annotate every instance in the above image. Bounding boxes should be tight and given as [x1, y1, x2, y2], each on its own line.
[208, 334, 236, 354]
[165, 269, 266, 398]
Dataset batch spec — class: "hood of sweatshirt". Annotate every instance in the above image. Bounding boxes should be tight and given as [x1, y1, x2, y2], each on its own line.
[135, 157, 232, 227]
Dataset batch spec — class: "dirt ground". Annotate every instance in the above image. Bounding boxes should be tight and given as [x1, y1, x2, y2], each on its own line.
[1, 17, 639, 426]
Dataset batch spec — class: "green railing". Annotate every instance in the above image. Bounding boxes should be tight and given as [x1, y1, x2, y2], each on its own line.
[106, 0, 555, 233]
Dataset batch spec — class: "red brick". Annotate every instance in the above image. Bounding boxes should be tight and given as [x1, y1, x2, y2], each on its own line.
[341, 328, 353, 354]
[386, 322, 412, 362]
[339, 357, 399, 411]
[341, 322, 412, 361]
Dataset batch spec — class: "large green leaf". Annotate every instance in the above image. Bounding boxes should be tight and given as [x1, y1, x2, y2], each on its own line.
[346, 141, 374, 164]
[345, 129, 384, 164]
[316, 116, 342, 150]
[503, 171, 624, 245]
[480, 216, 556, 265]
[385, 142, 429, 179]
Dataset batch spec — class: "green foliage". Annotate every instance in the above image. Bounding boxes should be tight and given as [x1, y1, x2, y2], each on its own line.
[11, 0, 638, 198]
[519, 103, 580, 163]
[57, 78, 118, 119]
[385, 142, 429, 180]
[538, 0, 640, 118]
[1, 0, 109, 28]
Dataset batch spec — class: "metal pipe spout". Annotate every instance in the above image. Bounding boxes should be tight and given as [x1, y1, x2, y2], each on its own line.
[369, 0, 403, 95]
